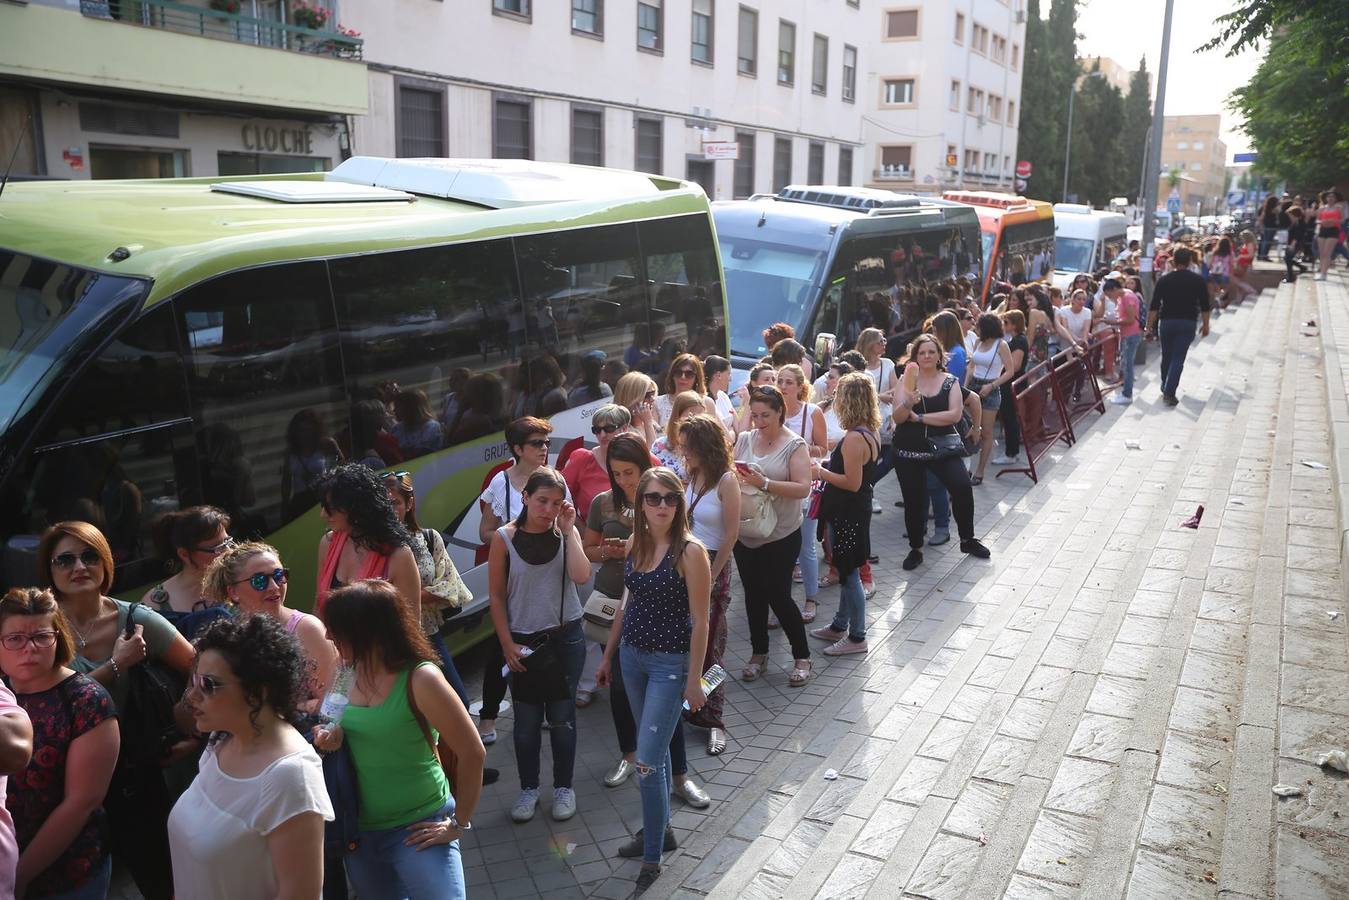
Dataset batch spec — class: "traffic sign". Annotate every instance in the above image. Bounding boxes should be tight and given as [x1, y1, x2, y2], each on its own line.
[1233, 152, 1258, 164]
[1166, 195, 1182, 214]
[946, 154, 958, 167]
[1015, 160, 1032, 178]
[1226, 190, 1246, 208]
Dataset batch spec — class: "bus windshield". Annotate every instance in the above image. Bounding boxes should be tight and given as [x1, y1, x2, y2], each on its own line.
[0, 251, 148, 435]
[1055, 237, 1095, 274]
[720, 238, 828, 358]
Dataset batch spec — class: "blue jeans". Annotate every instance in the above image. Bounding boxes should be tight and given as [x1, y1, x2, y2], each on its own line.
[927, 471, 950, 530]
[345, 797, 464, 900]
[1120, 333, 1143, 398]
[1258, 226, 1275, 258]
[1158, 319, 1196, 398]
[828, 526, 867, 641]
[512, 618, 586, 791]
[45, 855, 111, 900]
[619, 642, 689, 865]
[609, 644, 688, 775]
[799, 497, 819, 599]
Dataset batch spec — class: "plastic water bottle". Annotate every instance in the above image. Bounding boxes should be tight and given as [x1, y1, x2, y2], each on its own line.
[502, 645, 533, 678]
[320, 664, 354, 723]
[683, 664, 727, 710]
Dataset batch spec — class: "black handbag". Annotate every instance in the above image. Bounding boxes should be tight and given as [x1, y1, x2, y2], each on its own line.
[508, 533, 575, 705]
[120, 603, 187, 767]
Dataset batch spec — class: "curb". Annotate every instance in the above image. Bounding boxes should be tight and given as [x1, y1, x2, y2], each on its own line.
[1313, 273, 1349, 602]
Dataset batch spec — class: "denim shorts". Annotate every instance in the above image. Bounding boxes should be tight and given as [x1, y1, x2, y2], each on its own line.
[970, 378, 1001, 412]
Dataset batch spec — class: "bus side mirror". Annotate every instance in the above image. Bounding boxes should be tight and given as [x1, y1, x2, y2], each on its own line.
[814, 332, 836, 367]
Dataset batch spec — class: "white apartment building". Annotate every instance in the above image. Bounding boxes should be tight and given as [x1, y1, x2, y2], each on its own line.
[863, 0, 1026, 194]
[345, 0, 871, 200]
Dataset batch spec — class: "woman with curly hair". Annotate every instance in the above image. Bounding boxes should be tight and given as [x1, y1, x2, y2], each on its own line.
[167, 615, 333, 899]
[315, 580, 484, 899]
[0, 587, 111, 900]
[203, 542, 338, 713]
[314, 464, 421, 620]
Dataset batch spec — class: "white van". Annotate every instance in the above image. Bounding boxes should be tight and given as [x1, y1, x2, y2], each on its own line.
[1052, 203, 1130, 289]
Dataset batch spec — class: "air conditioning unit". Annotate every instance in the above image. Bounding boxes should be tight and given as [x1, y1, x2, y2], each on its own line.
[977, 114, 986, 127]
[1015, 9, 1026, 23]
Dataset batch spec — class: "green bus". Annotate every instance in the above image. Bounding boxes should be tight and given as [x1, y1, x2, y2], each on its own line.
[0, 157, 727, 649]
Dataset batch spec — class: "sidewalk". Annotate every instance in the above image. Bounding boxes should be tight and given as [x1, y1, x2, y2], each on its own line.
[459, 265, 1349, 900]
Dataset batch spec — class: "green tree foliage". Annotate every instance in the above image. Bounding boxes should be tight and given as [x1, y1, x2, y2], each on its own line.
[1210, 0, 1349, 189]
[1014, 0, 1080, 201]
[1229, 29, 1349, 189]
[1067, 65, 1126, 207]
[1121, 58, 1152, 202]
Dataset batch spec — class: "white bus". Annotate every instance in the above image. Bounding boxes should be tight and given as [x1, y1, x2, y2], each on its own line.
[1051, 204, 1130, 289]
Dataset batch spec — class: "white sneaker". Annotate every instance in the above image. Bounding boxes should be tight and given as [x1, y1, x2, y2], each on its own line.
[1109, 394, 1132, 405]
[552, 787, 577, 821]
[990, 454, 1018, 465]
[511, 788, 540, 823]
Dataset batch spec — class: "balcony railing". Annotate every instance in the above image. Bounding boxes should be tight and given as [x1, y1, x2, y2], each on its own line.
[873, 165, 914, 181]
[81, 0, 362, 60]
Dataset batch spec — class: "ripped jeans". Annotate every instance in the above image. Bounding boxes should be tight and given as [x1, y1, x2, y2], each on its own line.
[619, 641, 689, 865]
[512, 619, 586, 791]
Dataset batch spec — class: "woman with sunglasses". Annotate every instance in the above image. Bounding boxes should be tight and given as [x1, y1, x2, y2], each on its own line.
[315, 580, 483, 900]
[488, 468, 590, 824]
[0, 587, 116, 900]
[678, 415, 739, 756]
[595, 468, 709, 893]
[613, 372, 660, 444]
[204, 542, 338, 713]
[733, 386, 814, 688]
[655, 354, 718, 426]
[37, 522, 192, 900]
[477, 417, 569, 744]
[314, 464, 422, 622]
[561, 405, 633, 521]
[167, 615, 332, 900]
[582, 436, 708, 807]
[143, 506, 235, 640]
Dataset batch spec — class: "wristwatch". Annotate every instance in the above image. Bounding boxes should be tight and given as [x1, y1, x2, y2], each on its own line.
[449, 816, 472, 832]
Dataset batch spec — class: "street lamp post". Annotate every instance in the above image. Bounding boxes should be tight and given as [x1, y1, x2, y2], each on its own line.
[1062, 70, 1105, 203]
[1140, 0, 1176, 311]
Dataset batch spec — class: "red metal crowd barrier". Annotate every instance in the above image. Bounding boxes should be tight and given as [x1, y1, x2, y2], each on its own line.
[997, 360, 1073, 484]
[1053, 344, 1105, 435]
[1085, 327, 1120, 383]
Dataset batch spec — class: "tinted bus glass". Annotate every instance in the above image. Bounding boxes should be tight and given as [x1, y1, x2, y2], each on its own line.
[330, 239, 522, 456]
[721, 238, 829, 359]
[1, 302, 196, 592]
[998, 218, 1055, 285]
[635, 215, 725, 369]
[176, 262, 348, 532]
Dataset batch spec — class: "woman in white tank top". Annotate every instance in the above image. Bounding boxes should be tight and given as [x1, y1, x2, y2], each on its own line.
[679, 415, 740, 755]
[965, 313, 1016, 485]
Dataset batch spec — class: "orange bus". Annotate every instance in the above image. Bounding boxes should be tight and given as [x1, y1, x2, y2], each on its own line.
[942, 191, 1055, 303]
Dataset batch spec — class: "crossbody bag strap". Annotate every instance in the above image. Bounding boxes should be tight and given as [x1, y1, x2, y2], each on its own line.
[404, 664, 442, 767]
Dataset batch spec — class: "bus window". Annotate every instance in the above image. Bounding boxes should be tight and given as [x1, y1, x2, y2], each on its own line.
[636, 215, 725, 362]
[826, 226, 965, 350]
[2, 302, 198, 591]
[999, 220, 1055, 285]
[176, 262, 347, 530]
[720, 238, 829, 361]
[514, 223, 646, 400]
[329, 239, 522, 457]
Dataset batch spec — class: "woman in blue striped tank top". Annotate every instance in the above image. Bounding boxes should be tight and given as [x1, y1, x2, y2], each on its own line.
[596, 468, 709, 894]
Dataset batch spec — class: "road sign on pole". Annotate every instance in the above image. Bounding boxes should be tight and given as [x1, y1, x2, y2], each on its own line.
[1015, 160, 1032, 178]
[1166, 188, 1182, 215]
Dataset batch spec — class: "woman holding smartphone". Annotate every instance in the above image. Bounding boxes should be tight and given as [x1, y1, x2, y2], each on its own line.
[487, 469, 591, 824]
[582, 436, 707, 807]
[595, 468, 709, 894]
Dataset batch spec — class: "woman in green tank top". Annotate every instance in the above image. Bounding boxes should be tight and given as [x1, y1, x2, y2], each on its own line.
[314, 580, 485, 900]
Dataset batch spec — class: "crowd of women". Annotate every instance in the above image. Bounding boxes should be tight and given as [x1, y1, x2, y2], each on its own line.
[0, 306, 1025, 899]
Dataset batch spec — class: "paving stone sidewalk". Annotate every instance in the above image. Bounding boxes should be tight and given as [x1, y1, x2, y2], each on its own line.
[455, 265, 1348, 900]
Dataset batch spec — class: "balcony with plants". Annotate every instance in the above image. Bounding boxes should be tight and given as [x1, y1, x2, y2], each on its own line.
[79, 0, 363, 59]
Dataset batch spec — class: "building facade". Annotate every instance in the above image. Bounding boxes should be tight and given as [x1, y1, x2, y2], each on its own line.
[0, 0, 366, 179]
[1077, 56, 1150, 96]
[1156, 114, 1228, 217]
[346, 0, 869, 200]
[861, 0, 1027, 195]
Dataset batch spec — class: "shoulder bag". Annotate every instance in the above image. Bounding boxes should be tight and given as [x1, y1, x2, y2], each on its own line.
[733, 431, 778, 542]
[406, 663, 462, 795]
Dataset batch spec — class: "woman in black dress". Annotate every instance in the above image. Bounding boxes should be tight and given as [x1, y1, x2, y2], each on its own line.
[808, 373, 881, 656]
